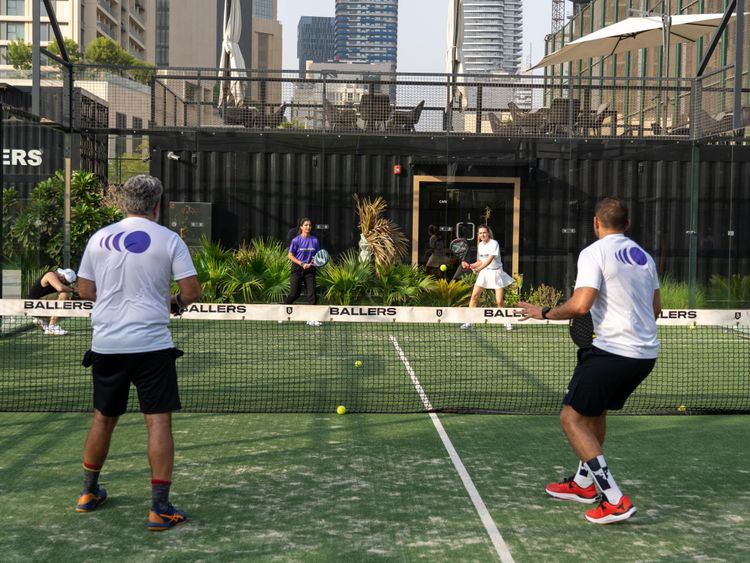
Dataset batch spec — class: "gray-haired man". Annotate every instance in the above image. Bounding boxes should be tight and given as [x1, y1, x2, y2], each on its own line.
[75, 175, 201, 531]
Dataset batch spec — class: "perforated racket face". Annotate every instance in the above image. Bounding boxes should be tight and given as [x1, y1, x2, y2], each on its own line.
[312, 249, 330, 267]
[569, 313, 595, 348]
[450, 239, 468, 259]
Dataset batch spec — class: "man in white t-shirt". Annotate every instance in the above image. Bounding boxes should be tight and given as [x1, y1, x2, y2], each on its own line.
[516, 197, 661, 524]
[74, 175, 201, 532]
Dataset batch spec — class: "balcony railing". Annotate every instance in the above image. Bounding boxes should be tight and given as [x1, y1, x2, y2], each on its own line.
[69, 66, 750, 140]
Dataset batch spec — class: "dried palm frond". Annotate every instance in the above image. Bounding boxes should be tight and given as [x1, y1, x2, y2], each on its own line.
[354, 194, 408, 268]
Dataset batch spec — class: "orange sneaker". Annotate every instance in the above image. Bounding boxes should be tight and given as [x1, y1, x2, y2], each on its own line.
[147, 504, 188, 532]
[585, 495, 637, 524]
[75, 485, 107, 512]
[545, 476, 599, 504]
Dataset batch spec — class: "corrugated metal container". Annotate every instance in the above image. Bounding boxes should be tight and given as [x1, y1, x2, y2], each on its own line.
[150, 132, 750, 291]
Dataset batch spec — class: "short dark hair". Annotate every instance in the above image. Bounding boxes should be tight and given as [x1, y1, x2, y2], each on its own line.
[123, 175, 163, 216]
[595, 197, 629, 230]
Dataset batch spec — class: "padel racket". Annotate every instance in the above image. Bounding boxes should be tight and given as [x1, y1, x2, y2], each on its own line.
[569, 312, 595, 348]
[449, 238, 470, 269]
[312, 249, 330, 267]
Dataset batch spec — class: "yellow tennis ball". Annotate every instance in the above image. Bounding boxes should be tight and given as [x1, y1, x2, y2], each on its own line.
[440, 264, 447, 272]
[688, 325, 696, 330]
[677, 405, 687, 412]
[337, 405, 347, 415]
[354, 360, 363, 368]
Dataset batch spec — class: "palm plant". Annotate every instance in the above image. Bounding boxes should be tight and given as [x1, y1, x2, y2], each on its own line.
[369, 263, 437, 305]
[317, 248, 374, 305]
[232, 238, 290, 303]
[422, 277, 473, 307]
[354, 194, 408, 268]
[191, 237, 232, 301]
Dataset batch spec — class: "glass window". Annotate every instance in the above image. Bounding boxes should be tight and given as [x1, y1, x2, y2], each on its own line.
[254, 0, 272, 20]
[2, 0, 25, 16]
[1, 22, 25, 40]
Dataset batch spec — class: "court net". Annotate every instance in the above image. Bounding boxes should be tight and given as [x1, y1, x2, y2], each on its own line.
[1, 299, 749, 414]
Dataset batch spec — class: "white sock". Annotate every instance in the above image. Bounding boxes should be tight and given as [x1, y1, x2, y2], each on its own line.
[572, 460, 594, 488]
[585, 454, 623, 505]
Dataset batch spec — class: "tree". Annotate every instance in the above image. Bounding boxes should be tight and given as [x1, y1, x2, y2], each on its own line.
[84, 37, 138, 66]
[47, 38, 82, 64]
[6, 39, 32, 70]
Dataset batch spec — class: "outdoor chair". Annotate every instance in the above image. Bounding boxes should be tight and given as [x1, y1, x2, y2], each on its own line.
[386, 100, 425, 132]
[508, 102, 548, 135]
[223, 105, 258, 127]
[359, 93, 393, 130]
[548, 98, 581, 135]
[257, 103, 287, 129]
[323, 99, 360, 131]
[488, 112, 520, 135]
[576, 103, 610, 136]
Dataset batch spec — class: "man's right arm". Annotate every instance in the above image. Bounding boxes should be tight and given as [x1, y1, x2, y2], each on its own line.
[77, 277, 97, 301]
[652, 289, 662, 320]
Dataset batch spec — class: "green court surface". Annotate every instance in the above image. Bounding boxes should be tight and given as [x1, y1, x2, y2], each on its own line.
[0, 412, 747, 562]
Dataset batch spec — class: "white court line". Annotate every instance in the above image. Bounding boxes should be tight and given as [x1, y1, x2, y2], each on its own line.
[389, 335, 514, 563]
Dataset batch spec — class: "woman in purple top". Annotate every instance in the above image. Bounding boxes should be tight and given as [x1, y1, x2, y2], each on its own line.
[283, 218, 321, 306]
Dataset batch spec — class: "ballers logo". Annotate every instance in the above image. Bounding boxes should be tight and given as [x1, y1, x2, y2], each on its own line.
[614, 246, 649, 267]
[436, 309, 443, 318]
[286, 306, 294, 315]
[100, 231, 151, 254]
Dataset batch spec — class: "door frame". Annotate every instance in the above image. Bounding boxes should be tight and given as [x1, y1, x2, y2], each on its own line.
[411, 175, 521, 274]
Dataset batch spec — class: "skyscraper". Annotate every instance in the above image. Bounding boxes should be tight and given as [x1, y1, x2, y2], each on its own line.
[297, 16, 335, 77]
[334, 0, 398, 70]
[462, 0, 522, 74]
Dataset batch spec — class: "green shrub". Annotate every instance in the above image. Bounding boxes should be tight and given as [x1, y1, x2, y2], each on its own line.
[369, 263, 437, 305]
[659, 274, 705, 309]
[316, 249, 374, 305]
[707, 274, 750, 308]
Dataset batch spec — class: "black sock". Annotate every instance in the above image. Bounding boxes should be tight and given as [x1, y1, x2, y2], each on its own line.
[151, 480, 171, 512]
[82, 462, 102, 493]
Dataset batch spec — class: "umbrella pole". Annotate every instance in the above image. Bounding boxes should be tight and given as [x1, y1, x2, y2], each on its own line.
[662, 0, 672, 131]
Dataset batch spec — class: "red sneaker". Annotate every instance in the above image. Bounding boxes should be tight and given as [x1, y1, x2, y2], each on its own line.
[585, 495, 637, 524]
[545, 476, 599, 504]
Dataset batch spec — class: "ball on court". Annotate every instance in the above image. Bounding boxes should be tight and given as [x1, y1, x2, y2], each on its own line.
[337, 405, 347, 415]
[354, 360, 363, 368]
[678, 405, 687, 412]
[688, 325, 696, 330]
[440, 264, 447, 272]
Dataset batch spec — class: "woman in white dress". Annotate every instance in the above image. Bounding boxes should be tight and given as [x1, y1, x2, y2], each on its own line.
[460, 225, 514, 330]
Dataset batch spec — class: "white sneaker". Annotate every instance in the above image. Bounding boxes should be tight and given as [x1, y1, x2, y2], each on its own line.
[505, 323, 513, 331]
[306, 320, 322, 327]
[44, 324, 67, 335]
[460, 323, 473, 330]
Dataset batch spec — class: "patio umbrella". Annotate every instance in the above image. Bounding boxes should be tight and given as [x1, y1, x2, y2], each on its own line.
[446, 0, 466, 110]
[532, 13, 736, 69]
[218, 0, 246, 107]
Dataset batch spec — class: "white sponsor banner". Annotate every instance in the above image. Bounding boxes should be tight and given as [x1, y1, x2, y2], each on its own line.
[2, 300, 750, 326]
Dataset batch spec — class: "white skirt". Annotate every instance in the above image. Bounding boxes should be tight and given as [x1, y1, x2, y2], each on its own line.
[475, 268, 514, 289]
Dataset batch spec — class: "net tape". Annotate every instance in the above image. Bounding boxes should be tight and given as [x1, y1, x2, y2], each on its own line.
[2, 300, 749, 414]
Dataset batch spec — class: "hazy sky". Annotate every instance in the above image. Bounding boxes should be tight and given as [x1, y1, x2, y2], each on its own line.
[277, 0, 554, 73]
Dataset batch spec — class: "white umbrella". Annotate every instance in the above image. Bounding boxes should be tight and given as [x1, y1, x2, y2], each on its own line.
[532, 13, 736, 69]
[446, 0, 466, 111]
[218, 0, 247, 107]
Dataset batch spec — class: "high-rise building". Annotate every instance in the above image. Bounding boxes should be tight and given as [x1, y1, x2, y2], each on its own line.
[334, 0, 397, 70]
[462, 0, 522, 74]
[297, 16, 334, 77]
[0, 0, 281, 71]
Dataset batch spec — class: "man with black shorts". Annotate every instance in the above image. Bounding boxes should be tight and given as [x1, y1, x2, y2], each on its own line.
[516, 197, 660, 524]
[75, 174, 201, 531]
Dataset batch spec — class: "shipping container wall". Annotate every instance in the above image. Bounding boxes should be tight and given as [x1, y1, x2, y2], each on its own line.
[149, 133, 750, 292]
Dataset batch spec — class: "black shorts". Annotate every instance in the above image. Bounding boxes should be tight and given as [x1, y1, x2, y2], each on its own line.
[563, 346, 656, 417]
[83, 348, 183, 417]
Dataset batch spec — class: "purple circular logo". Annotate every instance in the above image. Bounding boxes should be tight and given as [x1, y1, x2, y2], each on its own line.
[629, 247, 648, 266]
[124, 231, 151, 253]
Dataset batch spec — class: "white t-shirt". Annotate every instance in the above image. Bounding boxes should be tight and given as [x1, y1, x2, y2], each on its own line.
[477, 239, 504, 270]
[78, 216, 197, 354]
[575, 233, 660, 359]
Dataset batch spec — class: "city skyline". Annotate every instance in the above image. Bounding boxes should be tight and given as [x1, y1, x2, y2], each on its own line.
[278, 0, 553, 74]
